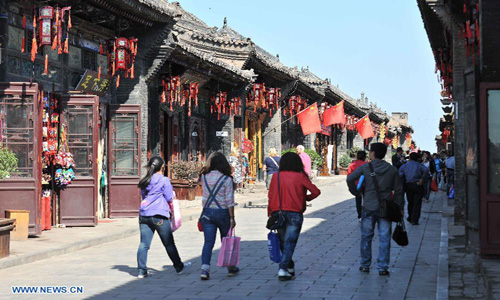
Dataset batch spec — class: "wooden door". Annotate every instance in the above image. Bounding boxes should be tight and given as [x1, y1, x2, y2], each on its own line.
[163, 113, 180, 177]
[0, 83, 42, 235]
[479, 83, 500, 255]
[108, 105, 141, 217]
[59, 95, 98, 226]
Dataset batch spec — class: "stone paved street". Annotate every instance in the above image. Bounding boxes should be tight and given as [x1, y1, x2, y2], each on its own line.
[0, 182, 444, 300]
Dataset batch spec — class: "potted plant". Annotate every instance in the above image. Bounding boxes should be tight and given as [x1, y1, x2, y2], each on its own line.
[0, 146, 18, 179]
[171, 160, 203, 200]
[338, 154, 352, 175]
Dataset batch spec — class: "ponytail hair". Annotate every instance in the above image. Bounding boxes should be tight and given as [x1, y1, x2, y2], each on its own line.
[138, 156, 165, 190]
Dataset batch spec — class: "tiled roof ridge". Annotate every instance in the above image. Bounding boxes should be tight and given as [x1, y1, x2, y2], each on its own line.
[175, 42, 255, 81]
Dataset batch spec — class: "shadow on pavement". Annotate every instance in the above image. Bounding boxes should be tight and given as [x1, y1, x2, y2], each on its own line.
[89, 191, 442, 300]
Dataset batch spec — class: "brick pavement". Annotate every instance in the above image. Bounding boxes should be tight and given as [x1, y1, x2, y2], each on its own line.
[0, 182, 443, 300]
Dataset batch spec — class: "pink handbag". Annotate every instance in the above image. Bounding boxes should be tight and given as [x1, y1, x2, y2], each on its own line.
[217, 228, 240, 267]
[170, 199, 182, 232]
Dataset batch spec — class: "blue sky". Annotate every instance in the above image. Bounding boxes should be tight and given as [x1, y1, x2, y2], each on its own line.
[177, 0, 442, 151]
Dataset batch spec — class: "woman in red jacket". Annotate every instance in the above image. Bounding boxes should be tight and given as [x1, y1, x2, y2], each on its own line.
[268, 152, 321, 281]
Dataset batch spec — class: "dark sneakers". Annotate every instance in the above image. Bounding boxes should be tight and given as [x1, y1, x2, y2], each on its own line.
[359, 266, 370, 273]
[227, 266, 240, 277]
[200, 269, 210, 280]
[379, 270, 390, 276]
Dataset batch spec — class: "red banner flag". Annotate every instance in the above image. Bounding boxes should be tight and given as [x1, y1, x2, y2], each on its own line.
[355, 114, 375, 139]
[323, 100, 346, 126]
[298, 103, 322, 136]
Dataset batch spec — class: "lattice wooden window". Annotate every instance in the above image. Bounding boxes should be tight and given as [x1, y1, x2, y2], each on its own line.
[0, 95, 35, 177]
[111, 113, 139, 176]
[66, 105, 94, 176]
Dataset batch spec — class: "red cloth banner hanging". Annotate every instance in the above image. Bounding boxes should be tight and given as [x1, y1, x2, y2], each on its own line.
[298, 103, 322, 136]
[323, 100, 346, 126]
[355, 114, 375, 139]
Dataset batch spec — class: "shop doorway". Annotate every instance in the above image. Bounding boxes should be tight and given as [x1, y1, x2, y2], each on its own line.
[0, 83, 42, 235]
[58, 94, 99, 226]
[108, 105, 141, 218]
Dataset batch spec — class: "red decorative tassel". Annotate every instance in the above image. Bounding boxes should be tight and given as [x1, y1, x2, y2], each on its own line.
[112, 61, 116, 76]
[31, 37, 37, 62]
[463, 3, 466, 13]
[98, 66, 101, 79]
[64, 38, 69, 53]
[131, 64, 135, 79]
[161, 91, 166, 103]
[33, 11, 36, 29]
[99, 44, 103, 55]
[44, 54, 48, 75]
[21, 36, 25, 53]
[116, 74, 120, 88]
[68, 11, 72, 29]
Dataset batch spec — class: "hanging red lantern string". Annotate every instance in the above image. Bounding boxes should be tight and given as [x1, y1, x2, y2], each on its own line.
[182, 82, 199, 117]
[107, 37, 138, 87]
[247, 83, 266, 112]
[26, 6, 71, 74]
[211, 91, 227, 120]
[265, 88, 281, 117]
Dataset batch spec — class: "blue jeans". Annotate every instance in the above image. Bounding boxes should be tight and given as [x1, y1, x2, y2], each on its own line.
[276, 211, 303, 270]
[360, 209, 392, 271]
[201, 208, 231, 271]
[137, 215, 184, 275]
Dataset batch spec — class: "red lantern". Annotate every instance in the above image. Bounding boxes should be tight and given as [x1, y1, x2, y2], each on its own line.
[115, 38, 130, 70]
[39, 7, 54, 45]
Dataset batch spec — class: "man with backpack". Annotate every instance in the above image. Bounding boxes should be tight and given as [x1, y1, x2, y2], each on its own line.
[347, 143, 404, 276]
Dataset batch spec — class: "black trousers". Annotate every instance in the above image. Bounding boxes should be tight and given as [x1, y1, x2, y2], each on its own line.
[405, 183, 424, 224]
[355, 194, 362, 219]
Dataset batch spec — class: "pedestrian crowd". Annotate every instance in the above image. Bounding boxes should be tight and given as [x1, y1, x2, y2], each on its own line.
[133, 143, 454, 282]
[135, 144, 319, 281]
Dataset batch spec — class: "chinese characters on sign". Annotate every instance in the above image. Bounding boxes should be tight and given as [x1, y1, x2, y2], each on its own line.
[75, 70, 111, 96]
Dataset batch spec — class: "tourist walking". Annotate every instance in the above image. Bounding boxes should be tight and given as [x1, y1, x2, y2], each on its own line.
[263, 148, 281, 189]
[399, 152, 429, 225]
[228, 149, 243, 193]
[422, 151, 436, 202]
[433, 153, 443, 185]
[445, 150, 455, 192]
[199, 152, 239, 280]
[268, 152, 321, 281]
[347, 150, 367, 221]
[296, 145, 312, 177]
[346, 143, 404, 276]
[137, 156, 191, 278]
[392, 147, 405, 169]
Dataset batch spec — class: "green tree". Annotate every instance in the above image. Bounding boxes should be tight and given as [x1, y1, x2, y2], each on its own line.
[0, 146, 18, 179]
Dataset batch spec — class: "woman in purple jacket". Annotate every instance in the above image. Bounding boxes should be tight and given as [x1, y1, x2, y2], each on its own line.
[136, 156, 191, 278]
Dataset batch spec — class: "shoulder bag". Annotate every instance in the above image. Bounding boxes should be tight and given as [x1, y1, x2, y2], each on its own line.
[198, 175, 227, 232]
[266, 172, 285, 230]
[369, 163, 402, 223]
[392, 221, 409, 246]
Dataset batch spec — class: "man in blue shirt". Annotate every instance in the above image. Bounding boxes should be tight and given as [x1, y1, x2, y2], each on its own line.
[399, 152, 429, 225]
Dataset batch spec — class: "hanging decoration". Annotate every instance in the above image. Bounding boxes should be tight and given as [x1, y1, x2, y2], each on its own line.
[182, 83, 199, 117]
[345, 114, 359, 131]
[461, 0, 480, 65]
[107, 37, 138, 87]
[25, 6, 72, 74]
[227, 97, 241, 117]
[54, 124, 76, 187]
[265, 88, 281, 116]
[42, 93, 60, 162]
[434, 48, 453, 99]
[379, 122, 386, 141]
[160, 76, 181, 109]
[247, 83, 266, 112]
[392, 135, 399, 149]
[284, 95, 307, 118]
[405, 132, 412, 148]
[211, 91, 228, 120]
